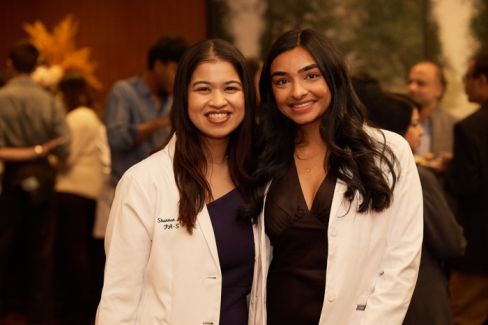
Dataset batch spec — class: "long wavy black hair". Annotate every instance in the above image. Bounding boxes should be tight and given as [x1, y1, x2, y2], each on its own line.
[247, 29, 398, 218]
[170, 39, 257, 233]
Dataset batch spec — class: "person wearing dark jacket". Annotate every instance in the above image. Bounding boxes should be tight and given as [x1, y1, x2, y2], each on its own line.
[446, 50, 488, 325]
[363, 92, 466, 325]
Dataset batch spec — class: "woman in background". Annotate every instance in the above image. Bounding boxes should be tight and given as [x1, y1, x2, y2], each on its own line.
[97, 39, 265, 325]
[55, 73, 109, 325]
[365, 92, 466, 325]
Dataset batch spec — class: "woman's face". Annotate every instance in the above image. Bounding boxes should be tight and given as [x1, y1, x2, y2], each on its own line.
[270, 46, 331, 127]
[187, 59, 245, 141]
[405, 108, 424, 153]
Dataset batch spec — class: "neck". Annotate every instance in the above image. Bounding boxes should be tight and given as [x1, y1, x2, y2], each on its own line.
[295, 121, 327, 158]
[204, 138, 229, 165]
[419, 101, 439, 122]
[298, 120, 323, 144]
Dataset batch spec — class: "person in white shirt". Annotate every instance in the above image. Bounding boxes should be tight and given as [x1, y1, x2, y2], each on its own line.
[55, 73, 109, 324]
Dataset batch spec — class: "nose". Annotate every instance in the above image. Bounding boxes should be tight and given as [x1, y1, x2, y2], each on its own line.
[291, 80, 307, 99]
[407, 82, 417, 94]
[210, 90, 227, 108]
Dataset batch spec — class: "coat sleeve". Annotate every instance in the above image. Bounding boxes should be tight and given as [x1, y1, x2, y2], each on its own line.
[361, 137, 424, 325]
[96, 169, 154, 324]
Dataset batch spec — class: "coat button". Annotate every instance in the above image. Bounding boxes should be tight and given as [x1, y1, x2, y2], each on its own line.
[327, 292, 336, 302]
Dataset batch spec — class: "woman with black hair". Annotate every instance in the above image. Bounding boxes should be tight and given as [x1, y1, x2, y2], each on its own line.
[364, 92, 466, 325]
[96, 39, 266, 325]
[250, 29, 423, 324]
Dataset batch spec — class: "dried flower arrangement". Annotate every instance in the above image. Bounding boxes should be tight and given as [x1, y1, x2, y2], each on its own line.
[24, 15, 102, 90]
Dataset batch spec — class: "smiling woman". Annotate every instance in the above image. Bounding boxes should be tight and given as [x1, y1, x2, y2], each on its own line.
[247, 28, 423, 324]
[188, 59, 245, 141]
[270, 48, 331, 128]
[96, 39, 266, 325]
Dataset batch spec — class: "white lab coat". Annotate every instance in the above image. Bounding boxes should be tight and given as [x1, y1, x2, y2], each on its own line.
[260, 128, 423, 325]
[96, 136, 267, 325]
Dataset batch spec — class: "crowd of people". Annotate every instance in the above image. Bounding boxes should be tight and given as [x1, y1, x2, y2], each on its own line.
[0, 27, 487, 325]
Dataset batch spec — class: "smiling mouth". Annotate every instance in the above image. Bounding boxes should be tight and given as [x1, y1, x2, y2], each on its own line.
[289, 101, 314, 112]
[206, 112, 231, 123]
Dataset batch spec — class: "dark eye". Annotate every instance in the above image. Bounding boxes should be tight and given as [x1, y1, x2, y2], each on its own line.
[194, 86, 210, 93]
[306, 72, 321, 80]
[272, 78, 288, 86]
[225, 85, 241, 93]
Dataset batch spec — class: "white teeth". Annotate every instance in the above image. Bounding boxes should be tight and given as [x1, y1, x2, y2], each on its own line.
[207, 112, 229, 122]
[291, 102, 311, 108]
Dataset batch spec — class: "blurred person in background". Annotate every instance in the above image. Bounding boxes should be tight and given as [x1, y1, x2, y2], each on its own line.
[446, 50, 488, 325]
[364, 92, 466, 325]
[104, 36, 187, 187]
[0, 40, 70, 325]
[407, 61, 456, 172]
[55, 73, 109, 325]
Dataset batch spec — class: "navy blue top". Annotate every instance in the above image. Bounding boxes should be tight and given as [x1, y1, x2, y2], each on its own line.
[265, 161, 336, 325]
[207, 188, 254, 325]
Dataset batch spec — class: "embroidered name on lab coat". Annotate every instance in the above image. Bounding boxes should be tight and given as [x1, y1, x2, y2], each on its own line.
[157, 217, 180, 230]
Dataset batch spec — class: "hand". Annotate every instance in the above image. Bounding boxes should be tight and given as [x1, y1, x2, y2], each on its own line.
[415, 151, 452, 173]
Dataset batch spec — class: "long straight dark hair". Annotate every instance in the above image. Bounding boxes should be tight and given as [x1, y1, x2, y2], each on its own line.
[170, 39, 256, 233]
[248, 29, 398, 218]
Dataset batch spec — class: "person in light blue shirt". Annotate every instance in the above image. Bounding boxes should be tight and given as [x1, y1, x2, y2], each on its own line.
[104, 36, 187, 186]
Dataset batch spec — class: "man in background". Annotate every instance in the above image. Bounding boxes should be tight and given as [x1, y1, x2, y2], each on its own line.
[94, 36, 187, 257]
[407, 61, 456, 159]
[104, 36, 187, 187]
[446, 50, 488, 325]
[0, 40, 70, 325]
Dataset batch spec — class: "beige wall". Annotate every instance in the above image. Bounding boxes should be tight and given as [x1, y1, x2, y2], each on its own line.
[433, 0, 478, 119]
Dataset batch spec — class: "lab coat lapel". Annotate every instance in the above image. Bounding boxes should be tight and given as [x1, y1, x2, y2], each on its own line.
[329, 180, 351, 219]
[196, 206, 221, 268]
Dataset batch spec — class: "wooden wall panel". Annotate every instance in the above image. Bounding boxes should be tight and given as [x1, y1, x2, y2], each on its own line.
[0, 0, 207, 102]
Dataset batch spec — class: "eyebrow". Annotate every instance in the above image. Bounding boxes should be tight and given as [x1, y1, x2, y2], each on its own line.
[191, 80, 242, 87]
[271, 63, 319, 78]
[299, 64, 319, 73]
